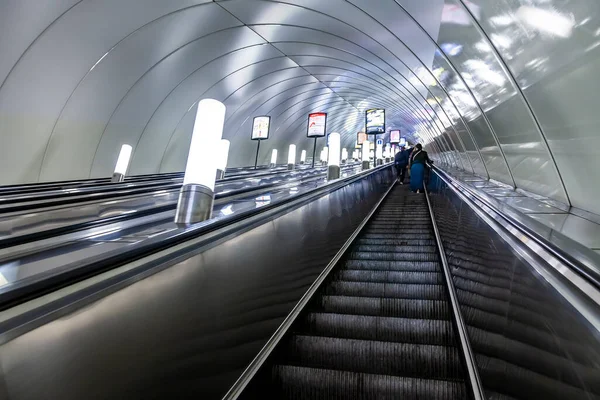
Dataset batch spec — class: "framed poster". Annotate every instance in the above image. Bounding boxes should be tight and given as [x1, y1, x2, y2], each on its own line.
[390, 130, 400, 144]
[251, 116, 271, 140]
[357, 131, 367, 145]
[365, 108, 385, 135]
[307, 112, 327, 137]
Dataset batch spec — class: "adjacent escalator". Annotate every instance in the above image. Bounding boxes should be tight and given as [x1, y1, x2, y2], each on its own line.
[239, 184, 470, 399]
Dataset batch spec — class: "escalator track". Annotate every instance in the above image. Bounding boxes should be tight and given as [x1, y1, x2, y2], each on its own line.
[239, 184, 473, 399]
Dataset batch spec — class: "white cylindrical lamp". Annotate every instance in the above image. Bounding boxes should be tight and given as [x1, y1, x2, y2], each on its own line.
[362, 140, 370, 170]
[270, 149, 278, 168]
[175, 99, 226, 224]
[300, 149, 306, 164]
[112, 144, 133, 183]
[327, 133, 341, 180]
[287, 144, 296, 170]
[376, 143, 383, 166]
[216, 139, 230, 180]
[341, 148, 348, 164]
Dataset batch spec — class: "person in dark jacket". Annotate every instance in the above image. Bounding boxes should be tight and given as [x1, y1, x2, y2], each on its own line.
[409, 144, 433, 193]
[394, 145, 411, 184]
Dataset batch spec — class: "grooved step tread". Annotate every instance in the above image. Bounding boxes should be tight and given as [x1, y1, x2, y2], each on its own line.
[301, 313, 455, 346]
[271, 365, 467, 400]
[281, 335, 464, 381]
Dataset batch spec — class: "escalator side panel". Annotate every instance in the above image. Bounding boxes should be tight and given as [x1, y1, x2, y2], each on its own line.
[428, 173, 600, 399]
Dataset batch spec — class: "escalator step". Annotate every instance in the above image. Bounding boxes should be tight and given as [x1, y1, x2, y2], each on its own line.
[356, 238, 436, 246]
[318, 296, 450, 320]
[353, 244, 437, 253]
[301, 313, 455, 346]
[325, 281, 445, 300]
[334, 270, 443, 285]
[348, 252, 438, 262]
[344, 260, 440, 271]
[282, 335, 464, 381]
[272, 365, 467, 400]
[361, 233, 434, 240]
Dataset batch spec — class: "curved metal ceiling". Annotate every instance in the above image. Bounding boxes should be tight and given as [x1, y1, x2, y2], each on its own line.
[0, 0, 599, 215]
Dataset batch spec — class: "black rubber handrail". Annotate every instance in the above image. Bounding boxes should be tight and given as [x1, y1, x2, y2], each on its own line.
[432, 165, 600, 290]
[0, 164, 389, 311]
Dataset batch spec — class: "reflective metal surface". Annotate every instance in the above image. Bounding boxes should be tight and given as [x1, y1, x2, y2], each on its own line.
[0, 166, 395, 400]
[428, 172, 600, 400]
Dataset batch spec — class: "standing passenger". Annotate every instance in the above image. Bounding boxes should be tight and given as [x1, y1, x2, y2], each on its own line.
[394, 145, 411, 184]
[409, 144, 433, 193]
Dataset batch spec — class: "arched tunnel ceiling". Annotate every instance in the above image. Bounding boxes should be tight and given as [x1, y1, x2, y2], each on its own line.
[0, 0, 599, 216]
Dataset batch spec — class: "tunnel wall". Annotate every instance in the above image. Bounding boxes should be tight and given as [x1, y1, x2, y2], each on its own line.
[0, 0, 598, 215]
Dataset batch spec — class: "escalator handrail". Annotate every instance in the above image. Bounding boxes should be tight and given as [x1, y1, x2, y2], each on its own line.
[431, 165, 600, 290]
[423, 184, 485, 400]
[0, 164, 389, 311]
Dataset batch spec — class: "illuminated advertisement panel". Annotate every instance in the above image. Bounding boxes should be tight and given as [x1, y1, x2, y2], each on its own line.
[366, 108, 385, 134]
[251, 116, 270, 140]
[357, 131, 367, 145]
[307, 112, 327, 137]
[390, 130, 400, 143]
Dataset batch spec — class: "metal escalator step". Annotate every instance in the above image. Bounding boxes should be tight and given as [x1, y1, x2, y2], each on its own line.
[363, 229, 433, 235]
[283, 335, 465, 381]
[353, 244, 438, 253]
[318, 296, 451, 320]
[335, 270, 443, 285]
[272, 365, 467, 399]
[361, 233, 434, 240]
[301, 313, 456, 346]
[356, 238, 436, 246]
[348, 252, 438, 262]
[344, 260, 440, 272]
[325, 281, 445, 300]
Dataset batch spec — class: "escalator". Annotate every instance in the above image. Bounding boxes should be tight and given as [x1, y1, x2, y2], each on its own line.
[239, 184, 472, 399]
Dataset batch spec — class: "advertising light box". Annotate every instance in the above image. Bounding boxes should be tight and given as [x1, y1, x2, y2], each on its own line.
[366, 109, 385, 135]
[399, 137, 407, 146]
[357, 132, 367, 145]
[390, 130, 400, 144]
[307, 112, 327, 137]
[251, 116, 271, 140]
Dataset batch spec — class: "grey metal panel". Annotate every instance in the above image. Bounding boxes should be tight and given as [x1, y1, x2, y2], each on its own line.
[471, 0, 600, 214]
[132, 43, 281, 174]
[0, 0, 213, 184]
[430, 0, 568, 203]
[0, 0, 81, 88]
[96, 26, 266, 177]
[45, 4, 241, 181]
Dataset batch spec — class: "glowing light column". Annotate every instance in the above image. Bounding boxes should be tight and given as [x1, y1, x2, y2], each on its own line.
[300, 150, 306, 164]
[175, 99, 226, 224]
[112, 144, 132, 183]
[327, 133, 341, 180]
[216, 139, 230, 180]
[362, 140, 370, 170]
[287, 144, 296, 170]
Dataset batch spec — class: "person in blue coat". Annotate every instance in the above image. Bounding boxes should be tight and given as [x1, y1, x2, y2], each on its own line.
[409, 144, 433, 193]
[394, 145, 412, 184]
